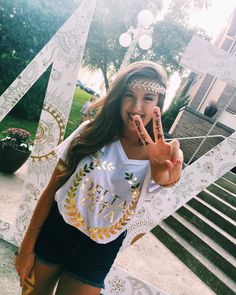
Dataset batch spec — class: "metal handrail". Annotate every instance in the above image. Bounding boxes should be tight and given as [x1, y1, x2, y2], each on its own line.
[166, 134, 226, 141]
[186, 91, 236, 165]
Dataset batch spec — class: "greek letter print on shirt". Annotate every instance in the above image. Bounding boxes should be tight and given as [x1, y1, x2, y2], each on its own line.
[54, 122, 149, 244]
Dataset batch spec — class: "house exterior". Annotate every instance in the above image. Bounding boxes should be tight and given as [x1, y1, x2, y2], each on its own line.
[169, 9, 236, 163]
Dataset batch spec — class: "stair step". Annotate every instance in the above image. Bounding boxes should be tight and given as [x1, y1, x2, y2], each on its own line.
[152, 225, 236, 295]
[223, 172, 236, 184]
[198, 190, 236, 221]
[215, 178, 236, 196]
[177, 206, 236, 258]
[204, 187, 236, 212]
[207, 183, 236, 208]
[172, 212, 236, 267]
[188, 197, 236, 238]
[164, 215, 236, 281]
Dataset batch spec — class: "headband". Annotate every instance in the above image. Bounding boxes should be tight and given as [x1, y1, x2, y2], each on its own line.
[127, 79, 166, 95]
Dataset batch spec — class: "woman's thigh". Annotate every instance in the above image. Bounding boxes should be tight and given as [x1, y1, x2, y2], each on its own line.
[21, 258, 63, 295]
[55, 271, 101, 295]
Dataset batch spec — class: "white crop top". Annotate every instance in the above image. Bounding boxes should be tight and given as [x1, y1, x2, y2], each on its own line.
[54, 121, 150, 244]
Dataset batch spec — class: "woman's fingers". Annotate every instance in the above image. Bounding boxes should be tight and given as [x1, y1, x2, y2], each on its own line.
[169, 140, 182, 164]
[164, 160, 174, 170]
[15, 254, 35, 287]
[20, 268, 30, 287]
[153, 107, 164, 142]
[133, 115, 152, 146]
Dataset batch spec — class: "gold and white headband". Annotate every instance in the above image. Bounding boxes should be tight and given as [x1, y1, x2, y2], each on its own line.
[127, 79, 166, 95]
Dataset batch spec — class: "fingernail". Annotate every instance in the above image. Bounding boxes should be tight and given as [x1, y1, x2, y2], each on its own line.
[171, 158, 177, 164]
[167, 162, 173, 169]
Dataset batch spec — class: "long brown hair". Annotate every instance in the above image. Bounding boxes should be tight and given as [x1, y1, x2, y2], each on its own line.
[60, 61, 167, 182]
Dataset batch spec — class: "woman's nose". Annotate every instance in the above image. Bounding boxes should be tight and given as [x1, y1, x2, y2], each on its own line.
[132, 99, 143, 112]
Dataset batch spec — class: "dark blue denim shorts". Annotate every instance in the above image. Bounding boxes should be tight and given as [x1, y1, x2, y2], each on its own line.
[35, 201, 126, 289]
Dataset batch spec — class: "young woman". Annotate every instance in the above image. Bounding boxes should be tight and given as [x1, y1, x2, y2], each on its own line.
[15, 60, 183, 295]
[80, 95, 98, 122]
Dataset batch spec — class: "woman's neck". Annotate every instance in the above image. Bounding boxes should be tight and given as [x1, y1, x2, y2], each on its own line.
[121, 129, 140, 146]
[120, 129, 148, 160]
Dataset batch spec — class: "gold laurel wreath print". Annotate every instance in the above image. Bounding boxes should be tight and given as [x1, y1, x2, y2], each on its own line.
[64, 161, 141, 241]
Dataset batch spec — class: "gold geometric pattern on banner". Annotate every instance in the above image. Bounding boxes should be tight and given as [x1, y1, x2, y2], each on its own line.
[0, 0, 96, 245]
[32, 104, 65, 162]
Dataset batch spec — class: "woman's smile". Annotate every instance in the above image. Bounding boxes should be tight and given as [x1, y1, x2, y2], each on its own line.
[127, 112, 144, 121]
[121, 85, 159, 133]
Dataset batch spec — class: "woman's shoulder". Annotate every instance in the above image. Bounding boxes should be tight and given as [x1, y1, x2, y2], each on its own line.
[71, 120, 90, 138]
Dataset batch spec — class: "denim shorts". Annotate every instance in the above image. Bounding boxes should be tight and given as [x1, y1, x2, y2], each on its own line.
[35, 201, 126, 289]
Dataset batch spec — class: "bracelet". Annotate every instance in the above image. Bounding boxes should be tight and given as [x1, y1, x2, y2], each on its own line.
[160, 178, 180, 188]
[15, 248, 33, 257]
[56, 162, 67, 172]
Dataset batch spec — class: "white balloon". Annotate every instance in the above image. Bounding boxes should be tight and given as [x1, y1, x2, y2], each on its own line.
[138, 10, 153, 28]
[138, 34, 152, 50]
[119, 33, 132, 47]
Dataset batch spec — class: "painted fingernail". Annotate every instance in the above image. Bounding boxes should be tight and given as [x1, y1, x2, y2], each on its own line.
[167, 162, 173, 169]
[171, 158, 177, 164]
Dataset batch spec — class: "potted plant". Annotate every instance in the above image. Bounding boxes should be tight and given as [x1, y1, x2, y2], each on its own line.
[204, 101, 218, 118]
[0, 128, 33, 174]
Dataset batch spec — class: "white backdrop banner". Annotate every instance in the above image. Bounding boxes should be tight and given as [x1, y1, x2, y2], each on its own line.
[0, 8, 236, 295]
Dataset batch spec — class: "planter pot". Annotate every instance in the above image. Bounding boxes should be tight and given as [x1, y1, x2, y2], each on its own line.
[0, 141, 31, 174]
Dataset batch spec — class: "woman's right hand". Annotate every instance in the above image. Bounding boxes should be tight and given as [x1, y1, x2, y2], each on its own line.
[15, 251, 35, 287]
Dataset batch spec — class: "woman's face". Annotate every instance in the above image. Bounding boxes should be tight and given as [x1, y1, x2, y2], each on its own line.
[120, 83, 159, 133]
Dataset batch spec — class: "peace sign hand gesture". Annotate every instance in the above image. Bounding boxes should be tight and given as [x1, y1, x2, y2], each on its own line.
[134, 107, 183, 186]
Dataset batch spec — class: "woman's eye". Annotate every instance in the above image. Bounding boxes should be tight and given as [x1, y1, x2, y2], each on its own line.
[144, 97, 154, 101]
[125, 93, 133, 98]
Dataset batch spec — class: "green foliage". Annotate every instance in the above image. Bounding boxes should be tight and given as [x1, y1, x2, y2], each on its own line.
[0, 0, 210, 120]
[84, 0, 210, 88]
[0, 127, 32, 151]
[64, 87, 92, 138]
[0, 0, 79, 121]
[0, 86, 91, 142]
[0, 114, 38, 140]
[84, 0, 159, 89]
[162, 95, 190, 132]
[8, 67, 51, 121]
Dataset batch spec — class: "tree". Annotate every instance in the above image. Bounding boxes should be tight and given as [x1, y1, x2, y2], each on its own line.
[0, 0, 80, 120]
[84, 0, 210, 89]
[0, 0, 210, 118]
[162, 95, 190, 133]
[83, 0, 163, 90]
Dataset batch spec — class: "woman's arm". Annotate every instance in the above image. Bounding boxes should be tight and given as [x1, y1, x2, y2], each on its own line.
[133, 107, 183, 187]
[18, 159, 67, 254]
[15, 159, 67, 286]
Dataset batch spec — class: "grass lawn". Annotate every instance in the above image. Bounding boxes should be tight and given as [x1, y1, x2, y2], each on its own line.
[0, 87, 92, 140]
[64, 86, 92, 138]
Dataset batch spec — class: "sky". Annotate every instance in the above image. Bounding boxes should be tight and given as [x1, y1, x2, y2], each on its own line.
[164, 0, 236, 110]
[190, 0, 236, 41]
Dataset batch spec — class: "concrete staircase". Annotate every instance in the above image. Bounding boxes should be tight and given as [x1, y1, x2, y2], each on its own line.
[152, 171, 236, 295]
